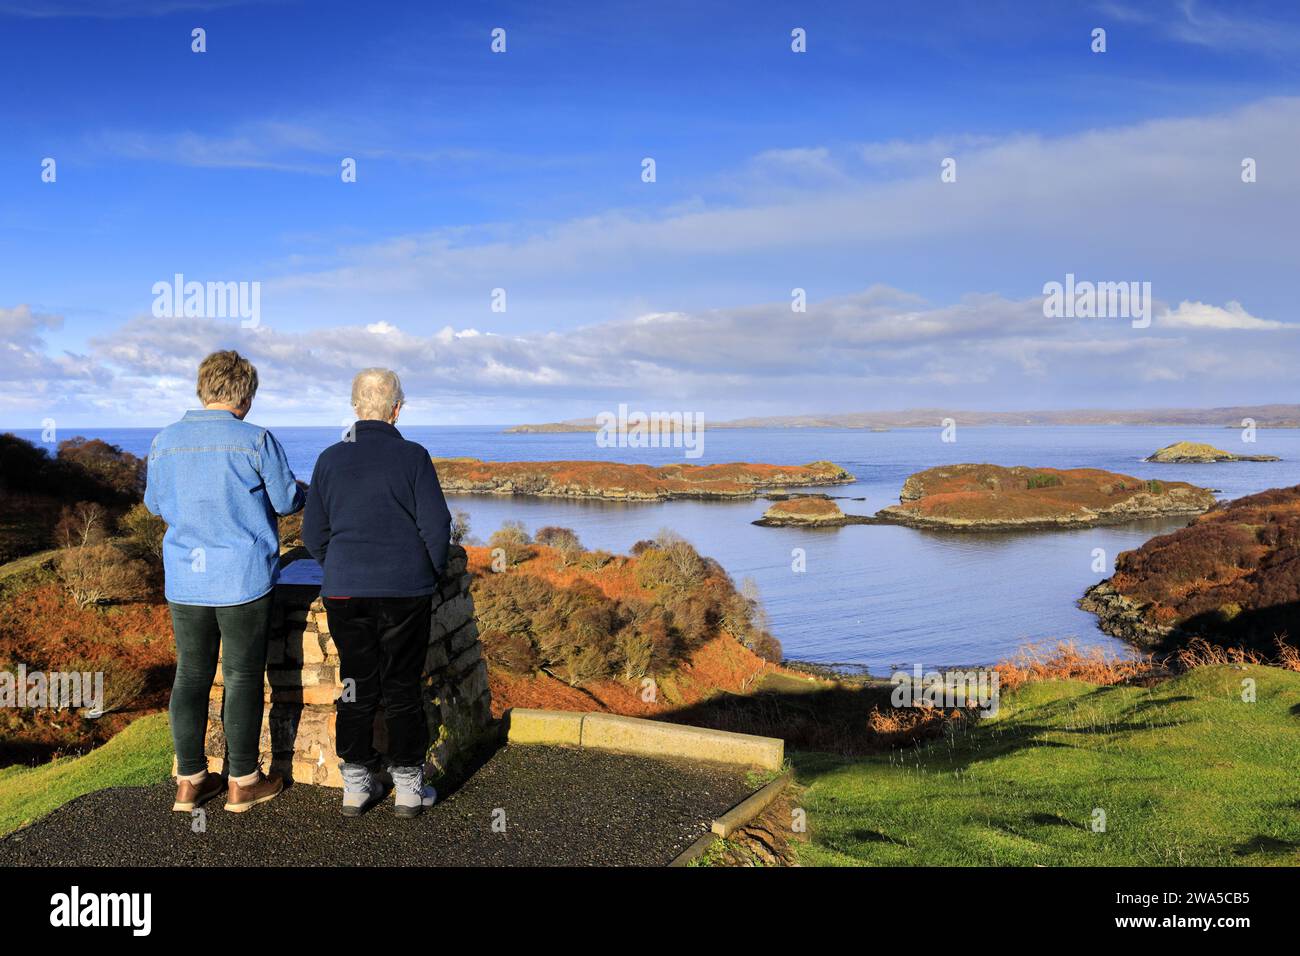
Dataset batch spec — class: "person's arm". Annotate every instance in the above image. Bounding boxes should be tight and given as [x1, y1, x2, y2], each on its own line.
[260, 429, 305, 516]
[414, 455, 452, 578]
[143, 439, 162, 517]
[300, 459, 329, 564]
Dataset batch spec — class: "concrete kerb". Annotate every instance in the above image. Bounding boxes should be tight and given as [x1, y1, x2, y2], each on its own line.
[503, 708, 784, 770]
[668, 772, 795, 867]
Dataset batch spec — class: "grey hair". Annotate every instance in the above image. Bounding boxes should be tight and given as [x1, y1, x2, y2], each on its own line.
[351, 367, 405, 421]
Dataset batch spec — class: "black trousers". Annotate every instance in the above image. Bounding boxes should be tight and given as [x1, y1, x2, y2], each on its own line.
[324, 595, 432, 769]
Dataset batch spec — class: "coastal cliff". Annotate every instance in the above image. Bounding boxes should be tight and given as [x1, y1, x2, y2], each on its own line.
[872, 464, 1216, 531]
[431, 457, 854, 501]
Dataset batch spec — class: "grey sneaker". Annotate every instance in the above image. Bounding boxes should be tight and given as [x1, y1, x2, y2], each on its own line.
[390, 765, 437, 819]
[340, 763, 388, 818]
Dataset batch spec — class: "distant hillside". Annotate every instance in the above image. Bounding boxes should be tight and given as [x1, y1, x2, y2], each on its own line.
[506, 404, 1300, 432]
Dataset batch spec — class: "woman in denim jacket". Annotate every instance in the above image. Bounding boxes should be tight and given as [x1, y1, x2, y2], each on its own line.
[144, 350, 304, 814]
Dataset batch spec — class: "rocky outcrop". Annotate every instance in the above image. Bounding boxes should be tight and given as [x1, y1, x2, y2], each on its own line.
[873, 464, 1217, 532]
[202, 545, 493, 787]
[1078, 580, 1177, 648]
[431, 458, 854, 501]
[1144, 441, 1279, 463]
[1080, 485, 1300, 654]
[753, 496, 873, 528]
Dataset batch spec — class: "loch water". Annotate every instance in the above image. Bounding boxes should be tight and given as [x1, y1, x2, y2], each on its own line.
[13, 423, 1298, 673]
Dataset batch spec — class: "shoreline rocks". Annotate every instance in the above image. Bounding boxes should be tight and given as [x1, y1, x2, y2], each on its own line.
[1077, 580, 1177, 649]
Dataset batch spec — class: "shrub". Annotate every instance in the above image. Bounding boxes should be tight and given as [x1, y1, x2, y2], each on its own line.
[55, 501, 111, 549]
[488, 520, 534, 566]
[613, 626, 653, 680]
[450, 509, 472, 546]
[535, 526, 583, 566]
[481, 629, 541, 674]
[56, 544, 150, 608]
[578, 549, 614, 571]
[121, 503, 166, 560]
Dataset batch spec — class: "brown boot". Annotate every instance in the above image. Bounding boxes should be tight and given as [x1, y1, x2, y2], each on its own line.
[225, 770, 284, 813]
[173, 773, 226, 812]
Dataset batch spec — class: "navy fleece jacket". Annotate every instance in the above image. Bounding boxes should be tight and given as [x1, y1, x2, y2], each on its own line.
[301, 420, 452, 597]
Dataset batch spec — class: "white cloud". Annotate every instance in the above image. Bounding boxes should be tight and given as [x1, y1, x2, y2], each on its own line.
[1157, 300, 1286, 330]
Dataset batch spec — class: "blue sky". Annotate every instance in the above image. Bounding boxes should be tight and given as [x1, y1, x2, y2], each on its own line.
[2, 0, 1299, 426]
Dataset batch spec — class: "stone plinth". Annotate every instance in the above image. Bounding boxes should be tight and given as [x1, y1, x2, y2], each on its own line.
[202, 545, 493, 787]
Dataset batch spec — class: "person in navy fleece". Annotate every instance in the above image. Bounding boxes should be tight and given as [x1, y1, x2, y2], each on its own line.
[301, 368, 452, 818]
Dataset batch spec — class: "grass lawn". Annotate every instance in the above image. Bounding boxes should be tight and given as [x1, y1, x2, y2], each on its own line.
[793, 664, 1300, 866]
[0, 711, 173, 837]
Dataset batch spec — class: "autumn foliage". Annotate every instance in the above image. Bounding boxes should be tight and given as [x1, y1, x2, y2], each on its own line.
[469, 528, 782, 687]
[1105, 485, 1300, 653]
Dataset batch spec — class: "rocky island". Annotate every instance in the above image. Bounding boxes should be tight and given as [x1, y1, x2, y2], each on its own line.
[1144, 440, 1279, 463]
[871, 464, 1217, 531]
[752, 496, 873, 527]
[430, 457, 854, 501]
[1081, 485, 1300, 653]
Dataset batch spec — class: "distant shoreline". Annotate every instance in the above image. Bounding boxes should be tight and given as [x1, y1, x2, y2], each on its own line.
[505, 405, 1300, 433]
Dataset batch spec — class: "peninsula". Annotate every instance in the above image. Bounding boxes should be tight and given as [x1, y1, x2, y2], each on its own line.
[1080, 484, 1300, 652]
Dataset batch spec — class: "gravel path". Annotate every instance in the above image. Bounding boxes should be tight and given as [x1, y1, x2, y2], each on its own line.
[0, 745, 753, 867]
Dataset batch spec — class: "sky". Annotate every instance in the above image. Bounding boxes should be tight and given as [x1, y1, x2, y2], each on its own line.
[1, 0, 1299, 427]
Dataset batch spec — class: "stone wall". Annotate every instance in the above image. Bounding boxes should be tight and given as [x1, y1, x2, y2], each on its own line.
[202, 545, 493, 787]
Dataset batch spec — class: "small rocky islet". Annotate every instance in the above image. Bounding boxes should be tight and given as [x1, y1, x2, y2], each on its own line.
[752, 496, 873, 527]
[1144, 440, 1279, 463]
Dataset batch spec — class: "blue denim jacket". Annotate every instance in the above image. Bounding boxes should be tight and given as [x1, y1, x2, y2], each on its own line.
[144, 409, 304, 606]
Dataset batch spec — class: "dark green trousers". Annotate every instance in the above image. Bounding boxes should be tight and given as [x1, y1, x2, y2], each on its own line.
[167, 592, 273, 777]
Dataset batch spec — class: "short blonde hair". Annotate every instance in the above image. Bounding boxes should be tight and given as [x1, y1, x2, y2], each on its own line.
[351, 368, 405, 421]
[196, 350, 258, 407]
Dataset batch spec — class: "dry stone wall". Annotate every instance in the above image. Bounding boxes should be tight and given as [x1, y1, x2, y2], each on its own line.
[203, 545, 492, 787]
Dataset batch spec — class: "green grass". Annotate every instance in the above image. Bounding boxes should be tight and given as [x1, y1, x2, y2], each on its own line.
[794, 665, 1300, 866]
[0, 712, 173, 837]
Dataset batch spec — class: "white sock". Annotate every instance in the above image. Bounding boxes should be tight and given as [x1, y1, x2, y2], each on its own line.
[232, 769, 260, 787]
[180, 770, 207, 785]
